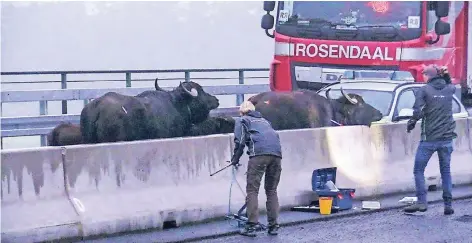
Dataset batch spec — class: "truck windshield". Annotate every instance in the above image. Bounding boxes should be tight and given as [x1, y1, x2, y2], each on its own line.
[276, 1, 422, 41]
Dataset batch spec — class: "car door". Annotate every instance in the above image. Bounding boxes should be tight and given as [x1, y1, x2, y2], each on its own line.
[391, 87, 418, 124]
[452, 97, 469, 119]
[392, 86, 467, 123]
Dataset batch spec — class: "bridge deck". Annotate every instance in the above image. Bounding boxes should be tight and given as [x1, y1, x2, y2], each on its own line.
[83, 184, 472, 243]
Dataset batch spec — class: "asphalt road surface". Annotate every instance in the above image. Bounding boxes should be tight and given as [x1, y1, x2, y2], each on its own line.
[200, 198, 472, 243]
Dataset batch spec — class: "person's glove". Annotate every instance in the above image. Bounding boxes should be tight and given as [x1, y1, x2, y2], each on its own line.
[407, 119, 417, 133]
[230, 157, 240, 166]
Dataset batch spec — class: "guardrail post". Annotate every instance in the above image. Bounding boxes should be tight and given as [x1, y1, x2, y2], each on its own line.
[39, 100, 48, 146]
[184, 71, 190, 82]
[61, 73, 67, 114]
[236, 70, 244, 106]
[126, 72, 132, 87]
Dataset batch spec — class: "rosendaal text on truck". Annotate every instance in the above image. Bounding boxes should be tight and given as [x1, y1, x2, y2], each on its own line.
[274, 42, 445, 61]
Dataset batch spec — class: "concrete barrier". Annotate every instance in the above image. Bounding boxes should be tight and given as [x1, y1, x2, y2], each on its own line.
[61, 135, 235, 237]
[1, 147, 80, 243]
[2, 118, 471, 242]
[367, 118, 472, 196]
[232, 119, 472, 209]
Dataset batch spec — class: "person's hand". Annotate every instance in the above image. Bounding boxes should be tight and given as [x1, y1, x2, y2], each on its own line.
[439, 66, 449, 75]
[407, 119, 416, 133]
[230, 158, 240, 166]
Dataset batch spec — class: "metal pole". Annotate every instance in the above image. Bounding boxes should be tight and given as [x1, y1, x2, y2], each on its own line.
[126, 72, 132, 87]
[184, 71, 190, 82]
[236, 70, 244, 106]
[61, 73, 67, 114]
[39, 100, 48, 146]
[0, 103, 2, 149]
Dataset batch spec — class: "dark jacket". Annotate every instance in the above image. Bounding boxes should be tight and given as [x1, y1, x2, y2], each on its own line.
[231, 110, 282, 163]
[411, 76, 457, 141]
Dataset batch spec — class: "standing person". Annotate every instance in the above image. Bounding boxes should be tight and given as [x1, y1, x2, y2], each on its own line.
[231, 100, 283, 237]
[404, 65, 457, 215]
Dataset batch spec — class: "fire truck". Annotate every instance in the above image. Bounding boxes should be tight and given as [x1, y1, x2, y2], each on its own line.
[261, 1, 472, 107]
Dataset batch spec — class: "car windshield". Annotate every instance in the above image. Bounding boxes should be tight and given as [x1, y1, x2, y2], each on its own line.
[321, 89, 394, 116]
[276, 1, 422, 40]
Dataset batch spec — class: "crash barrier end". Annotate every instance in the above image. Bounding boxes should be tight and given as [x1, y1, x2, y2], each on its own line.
[2, 118, 471, 242]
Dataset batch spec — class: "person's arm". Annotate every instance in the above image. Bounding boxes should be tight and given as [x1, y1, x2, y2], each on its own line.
[407, 88, 426, 132]
[411, 88, 426, 121]
[231, 118, 248, 164]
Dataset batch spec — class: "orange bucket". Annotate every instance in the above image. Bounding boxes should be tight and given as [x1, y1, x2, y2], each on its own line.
[319, 197, 333, 215]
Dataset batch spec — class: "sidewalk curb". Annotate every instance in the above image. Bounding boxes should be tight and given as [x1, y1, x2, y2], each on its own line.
[166, 194, 472, 243]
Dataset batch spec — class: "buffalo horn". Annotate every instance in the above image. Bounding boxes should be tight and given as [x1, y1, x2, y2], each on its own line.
[180, 81, 198, 97]
[340, 87, 358, 105]
[325, 88, 332, 100]
[154, 77, 161, 91]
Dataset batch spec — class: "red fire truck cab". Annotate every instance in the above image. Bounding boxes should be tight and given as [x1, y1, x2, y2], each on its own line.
[261, 1, 472, 107]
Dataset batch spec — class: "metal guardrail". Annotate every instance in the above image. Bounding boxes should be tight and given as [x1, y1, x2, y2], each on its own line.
[1, 68, 270, 146]
[0, 107, 242, 137]
[1, 84, 268, 102]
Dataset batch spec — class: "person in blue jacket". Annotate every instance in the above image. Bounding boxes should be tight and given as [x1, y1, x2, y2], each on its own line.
[404, 65, 457, 215]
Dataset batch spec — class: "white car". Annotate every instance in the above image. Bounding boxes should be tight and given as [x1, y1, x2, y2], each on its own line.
[316, 70, 469, 124]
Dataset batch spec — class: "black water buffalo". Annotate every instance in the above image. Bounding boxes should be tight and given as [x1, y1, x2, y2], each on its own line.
[248, 88, 383, 130]
[80, 92, 153, 143]
[47, 122, 83, 146]
[188, 115, 235, 136]
[80, 79, 220, 143]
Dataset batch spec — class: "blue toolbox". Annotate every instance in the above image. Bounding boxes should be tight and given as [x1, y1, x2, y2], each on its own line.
[311, 167, 356, 211]
[291, 167, 356, 213]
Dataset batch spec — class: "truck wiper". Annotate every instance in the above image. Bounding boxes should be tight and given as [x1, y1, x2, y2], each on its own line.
[296, 25, 322, 38]
[313, 19, 358, 30]
[299, 19, 359, 38]
[357, 25, 404, 41]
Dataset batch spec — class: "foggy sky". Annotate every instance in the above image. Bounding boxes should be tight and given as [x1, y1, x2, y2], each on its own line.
[1, 1, 274, 72]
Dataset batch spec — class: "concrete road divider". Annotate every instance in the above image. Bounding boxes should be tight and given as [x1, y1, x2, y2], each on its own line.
[1, 119, 471, 242]
[61, 135, 234, 237]
[368, 118, 472, 196]
[1, 147, 80, 243]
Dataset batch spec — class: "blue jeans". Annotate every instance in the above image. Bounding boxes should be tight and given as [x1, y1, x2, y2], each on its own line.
[414, 140, 454, 206]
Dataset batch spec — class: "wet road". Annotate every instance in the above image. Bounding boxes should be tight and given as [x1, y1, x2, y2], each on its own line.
[200, 199, 472, 243]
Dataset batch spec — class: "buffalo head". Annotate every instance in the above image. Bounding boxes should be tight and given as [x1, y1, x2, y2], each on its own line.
[175, 81, 220, 124]
[213, 116, 235, 134]
[326, 87, 383, 127]
[188, 115, 235, 136]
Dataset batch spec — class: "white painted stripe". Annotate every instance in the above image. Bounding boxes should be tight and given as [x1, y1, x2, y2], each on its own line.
[400, 47, 446, 61]
[274, 42, 294, 56]
[275, 43, 445, 61]
[395, 48, 402, 61]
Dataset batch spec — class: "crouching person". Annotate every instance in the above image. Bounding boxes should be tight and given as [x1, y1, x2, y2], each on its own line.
[230, 100, 283, 237]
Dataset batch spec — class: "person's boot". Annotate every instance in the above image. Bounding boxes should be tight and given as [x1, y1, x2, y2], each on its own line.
[404, 203, 428, 213]
[239, 223, 257, 237]
[444, 205, 454, 215]
[268, 224, 280, 236]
